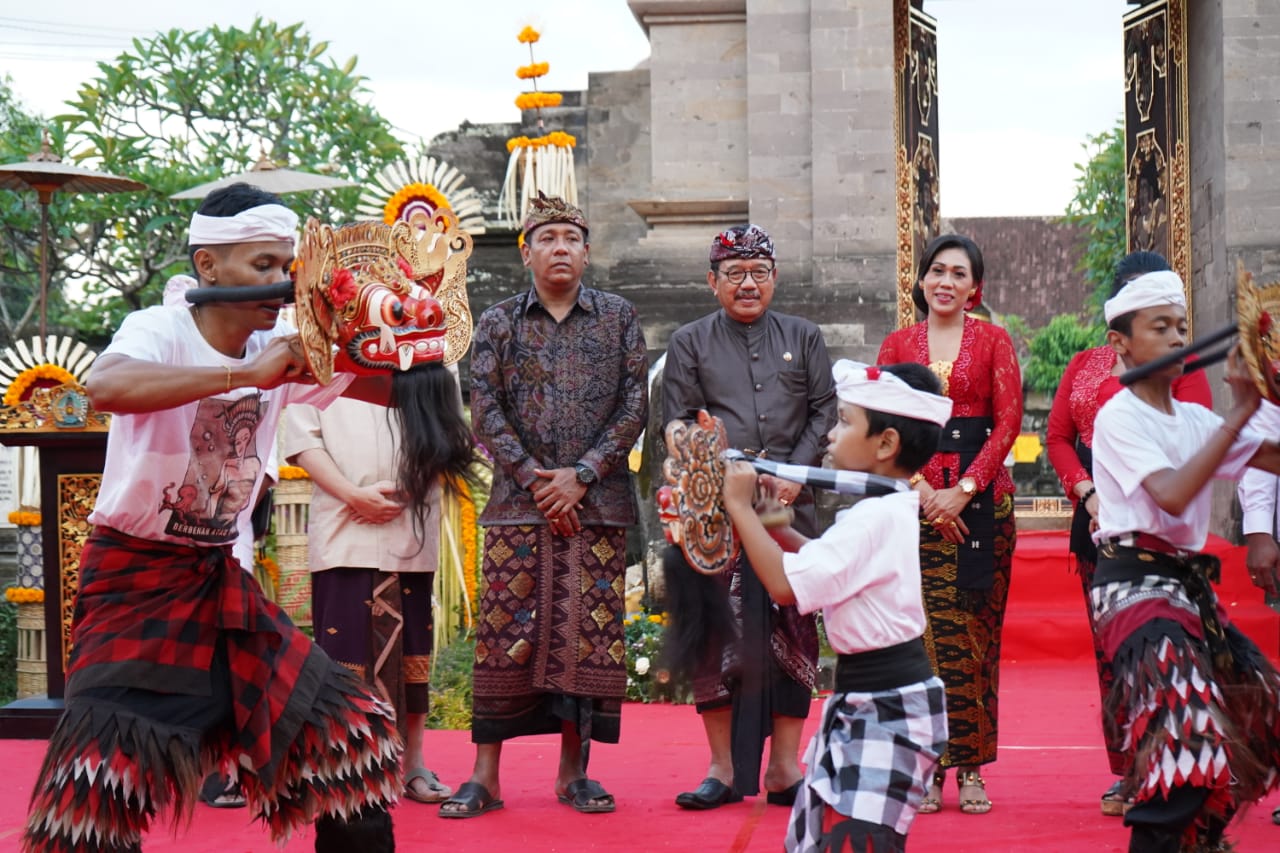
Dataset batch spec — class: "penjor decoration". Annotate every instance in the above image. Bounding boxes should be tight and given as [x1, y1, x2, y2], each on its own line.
[498, 25, 578, 229]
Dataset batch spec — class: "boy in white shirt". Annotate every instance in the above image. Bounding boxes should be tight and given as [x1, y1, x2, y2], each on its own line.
[723, 360, 952, 853]
[1090, 270, 1280, 853]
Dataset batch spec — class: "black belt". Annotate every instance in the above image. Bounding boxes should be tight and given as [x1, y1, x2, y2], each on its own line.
[834, 637, 934, 693]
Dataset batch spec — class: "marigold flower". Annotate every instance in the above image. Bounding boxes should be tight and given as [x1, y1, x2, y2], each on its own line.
[517, 25, 541, 44]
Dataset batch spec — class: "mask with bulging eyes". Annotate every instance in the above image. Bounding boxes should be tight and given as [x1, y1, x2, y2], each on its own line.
[293, 211, 474, 384]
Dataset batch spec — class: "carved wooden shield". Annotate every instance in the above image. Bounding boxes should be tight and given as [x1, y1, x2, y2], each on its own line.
[660, 410, 737, 575]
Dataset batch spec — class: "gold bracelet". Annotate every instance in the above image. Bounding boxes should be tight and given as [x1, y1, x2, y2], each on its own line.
[909, 472, 924, 486]
[224, 365, 233, 394]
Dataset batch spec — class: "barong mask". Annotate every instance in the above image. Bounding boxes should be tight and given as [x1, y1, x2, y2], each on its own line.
[293, 212, 474, 384]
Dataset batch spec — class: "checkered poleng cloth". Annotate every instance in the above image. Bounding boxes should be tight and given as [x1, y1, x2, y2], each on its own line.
[721, 449, 911, 497]
[785, 679, 948, 853]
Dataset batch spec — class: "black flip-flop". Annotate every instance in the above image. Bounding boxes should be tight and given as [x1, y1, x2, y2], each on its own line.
[438, 781, 504, 819]
[557, 778, 616, 813]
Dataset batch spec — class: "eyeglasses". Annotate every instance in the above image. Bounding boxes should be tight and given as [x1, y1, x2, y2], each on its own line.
[717, 265, 774, 285]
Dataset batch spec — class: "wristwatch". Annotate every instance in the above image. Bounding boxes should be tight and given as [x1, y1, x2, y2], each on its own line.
[958, 476, 978, 497]
[575, 463, 597, 485]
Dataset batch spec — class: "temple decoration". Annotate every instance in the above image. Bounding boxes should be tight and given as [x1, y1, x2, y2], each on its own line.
[292, 214, 474, 384]
[1123, 0, 1191, 333]
[892, 0, 941, 329]
[1236, 262, 1280, 405]
[357, 155, 485, 235]
[498, 25, 578, 229]
[0, 335, 106, 432]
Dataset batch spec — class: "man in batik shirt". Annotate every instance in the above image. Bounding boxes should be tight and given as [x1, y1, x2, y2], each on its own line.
[439, 193, 648, 818]
[663, 224, 836, 810]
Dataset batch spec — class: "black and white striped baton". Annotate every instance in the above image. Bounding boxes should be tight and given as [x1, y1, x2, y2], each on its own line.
[721, 449, 911, 497]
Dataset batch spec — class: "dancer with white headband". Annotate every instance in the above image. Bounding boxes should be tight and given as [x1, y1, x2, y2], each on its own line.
[1089, 270, 1280, 852]
[722, 359, 952, 853]
[22, 183, 402, 853]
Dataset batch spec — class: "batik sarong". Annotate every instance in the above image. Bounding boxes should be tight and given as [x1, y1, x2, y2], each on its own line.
[22, 528, 402, 853]
[1091, 544, 1280, 847]
[313, 566, 434, 741]
[918, 492, 1015, 767]
[472, 523, 627, 744]
[786, 640, 948, 853]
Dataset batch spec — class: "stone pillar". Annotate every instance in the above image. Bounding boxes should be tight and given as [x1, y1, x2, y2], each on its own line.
[1187, 0, 1280, 536]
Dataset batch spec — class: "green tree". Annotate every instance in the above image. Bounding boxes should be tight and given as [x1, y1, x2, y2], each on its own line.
[0, 78, 59, 349]
[1022, 314, 1103, 396]
[1063, 119, 1126, 323]
[46, 18, 404, 341]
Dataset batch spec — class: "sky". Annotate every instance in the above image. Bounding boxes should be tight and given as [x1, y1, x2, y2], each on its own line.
[0, 0, 1131, 217]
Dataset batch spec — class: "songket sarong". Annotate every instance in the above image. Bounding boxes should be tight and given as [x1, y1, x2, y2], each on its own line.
[918, 492, 1015, 767]
[786, 640, 947, 853]
[1091, 544, 1280, 845]
[472, 524, 627, 744]
[313, 567, 434, 741]
[22, 528, 402, 853]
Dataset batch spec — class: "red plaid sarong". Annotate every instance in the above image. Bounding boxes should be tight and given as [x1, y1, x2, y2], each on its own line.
[23, 528, 402, 853]
[67, 527, 318, 784]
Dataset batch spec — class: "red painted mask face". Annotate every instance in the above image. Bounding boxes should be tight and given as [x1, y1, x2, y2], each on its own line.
[293, 212, 473, 384]
[329, 256, 448, 374]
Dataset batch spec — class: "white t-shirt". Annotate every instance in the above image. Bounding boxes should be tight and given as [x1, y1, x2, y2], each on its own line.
[89, 305, 352, 561]
[782, 490, 926, 655]
[1093, 389, 1263, 551]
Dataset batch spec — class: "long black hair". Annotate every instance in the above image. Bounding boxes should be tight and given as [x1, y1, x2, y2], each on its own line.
[389, 364, 484, 550]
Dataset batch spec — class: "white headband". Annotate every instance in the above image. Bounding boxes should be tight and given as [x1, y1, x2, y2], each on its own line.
[188, 204, 299, 246]
[1104, 270, 1186, 324]
[832, 360, 953, 427]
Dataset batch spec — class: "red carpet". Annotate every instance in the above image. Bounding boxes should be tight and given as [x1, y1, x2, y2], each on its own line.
[1, 531, 1277, 852]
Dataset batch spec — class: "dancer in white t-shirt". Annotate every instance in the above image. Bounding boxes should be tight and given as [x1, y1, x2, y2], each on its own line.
[723, 360, 952, 853]
[1090, 271, 1280, 853]
[22, 184, 402, 853]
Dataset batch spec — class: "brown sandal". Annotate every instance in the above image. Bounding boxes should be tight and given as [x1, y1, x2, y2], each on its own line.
[957, 769, 992, 815]
[918, 770, 944, 814]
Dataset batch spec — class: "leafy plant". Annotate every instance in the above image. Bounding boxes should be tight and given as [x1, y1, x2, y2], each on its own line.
[0, 599, 16, 705]
[0, 77, 55, 349]
[625, 610, 691, 704]
[1063, 119, 1126, 323]
[1022, 314, 1104, 397]
[426, 629, 475, 730]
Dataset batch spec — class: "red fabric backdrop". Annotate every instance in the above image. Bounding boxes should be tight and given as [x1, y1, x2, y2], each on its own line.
[1003, 529, 1280, 662]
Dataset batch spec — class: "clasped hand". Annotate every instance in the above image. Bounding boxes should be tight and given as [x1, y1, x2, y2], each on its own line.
[533, 467, 587, 537]
[917, 482, 971, 545]
[346, 480, 405, 525]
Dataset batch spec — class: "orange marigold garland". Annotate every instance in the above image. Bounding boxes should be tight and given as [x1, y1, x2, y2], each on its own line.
[381, 181, 453, 226]
[3, 363, 76, 407]
[278, 465, 310, 480]
[7, 511, 41, 526]
[5, 586, 45, 604]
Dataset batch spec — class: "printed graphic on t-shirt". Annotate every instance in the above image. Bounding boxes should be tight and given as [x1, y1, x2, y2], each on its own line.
[161, 392, 265, 542]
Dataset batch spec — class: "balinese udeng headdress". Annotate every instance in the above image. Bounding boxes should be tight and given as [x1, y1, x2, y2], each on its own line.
[709, 224, 775, 265]
[832, 360, 953, 426]
[1104, 269, 1186, 325]
[188, 204, 299, 246]
[292, 212, 474, 384]
[522, 191, 588, 238]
